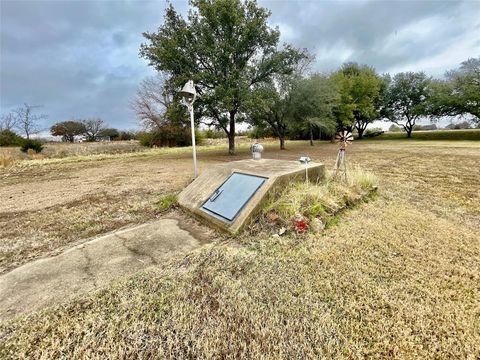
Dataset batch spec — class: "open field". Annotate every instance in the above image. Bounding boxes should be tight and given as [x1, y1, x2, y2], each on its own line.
[371, 128, 480, 141]
[1, 139, 479, 358]
[0, 140, 146, 163]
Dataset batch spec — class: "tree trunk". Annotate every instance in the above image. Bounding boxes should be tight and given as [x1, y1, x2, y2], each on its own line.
[280, 136, 285, 150]
[405, 120, 413, 138]
[309, 123, 314, 146]
[355, 120, 366, 139]
[228, 111, 235, 155]
[357, 127, 364, 139]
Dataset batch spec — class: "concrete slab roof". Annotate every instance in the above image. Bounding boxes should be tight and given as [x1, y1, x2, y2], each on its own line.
[178, 159, 325, 234]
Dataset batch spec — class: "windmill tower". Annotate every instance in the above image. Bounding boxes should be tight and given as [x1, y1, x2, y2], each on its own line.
[333, 130, 353, 181]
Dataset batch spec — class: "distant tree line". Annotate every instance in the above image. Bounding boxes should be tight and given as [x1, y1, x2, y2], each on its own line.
[135, 0, 479, 153]
[1, 104, 136, 153]
[49, 118, 133, 142]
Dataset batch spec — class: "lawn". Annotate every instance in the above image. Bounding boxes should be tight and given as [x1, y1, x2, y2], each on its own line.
[0, 139, 479, 358]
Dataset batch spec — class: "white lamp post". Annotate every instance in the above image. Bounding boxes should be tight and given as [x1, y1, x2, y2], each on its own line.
[179, 80, 197, 179]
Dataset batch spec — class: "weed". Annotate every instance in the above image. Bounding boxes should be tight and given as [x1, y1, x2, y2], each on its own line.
[259, 166, 377, 234]
[156, 194, 178, 212]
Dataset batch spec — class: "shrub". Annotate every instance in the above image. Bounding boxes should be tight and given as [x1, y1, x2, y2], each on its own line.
[363, 127, 384, 138]
[139, 126, 204, 147]
[0, 130, 23, 147]
[414, 124, 437, 131]
[203, 129, 226, 139]
[20, 139, 44, 153]
[388, 124, 402, 132]
[247, 126, 275, 139]
[118, 131, 136, 141]
[445, 121, 472, 129]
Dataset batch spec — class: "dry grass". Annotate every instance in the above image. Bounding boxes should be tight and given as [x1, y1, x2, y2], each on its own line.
[0, 139, 479, 358]
[0, 137, 277, 164]
[0, 155, 15, 168]
[255, 167, 378, 234]
[0, 190, 161, 273]
[0, 141, 146, 161]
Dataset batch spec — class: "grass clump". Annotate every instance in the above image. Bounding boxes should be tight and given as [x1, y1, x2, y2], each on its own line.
[258, 166, 377, 234]
[155, 193, 178, 212]
[0, 155, 15, 168]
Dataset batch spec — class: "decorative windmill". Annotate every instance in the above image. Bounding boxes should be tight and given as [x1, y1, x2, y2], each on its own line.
[333, 130, 353, 181]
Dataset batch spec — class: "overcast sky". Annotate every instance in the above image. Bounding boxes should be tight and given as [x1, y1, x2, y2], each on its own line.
[1, 0, 479, 131]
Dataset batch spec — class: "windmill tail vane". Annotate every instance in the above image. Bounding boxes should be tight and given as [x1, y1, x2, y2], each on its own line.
[333, 130, 353, 181]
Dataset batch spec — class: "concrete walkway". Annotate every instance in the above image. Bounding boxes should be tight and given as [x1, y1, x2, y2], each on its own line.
[0, 217, 213, 321]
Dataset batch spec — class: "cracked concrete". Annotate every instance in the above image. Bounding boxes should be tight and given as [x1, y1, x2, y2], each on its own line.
[0, 217, 213, 322]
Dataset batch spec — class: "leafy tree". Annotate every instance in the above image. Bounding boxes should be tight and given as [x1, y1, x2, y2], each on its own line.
[428, 57, 480, 125]
[98, 128, 120, 140]
[81, 118, 106, 141]
[382, 72, 431, 138]
[246, 56, 314, 149]
[331, 63, 386, 138]
[118, 131, 136, 141]
[289, 73, 338, 145]
[50, 121, 86, 142]
[140, 0, 305, 154]
[12, 103, 47, 139]
[247, 80, 289, 149]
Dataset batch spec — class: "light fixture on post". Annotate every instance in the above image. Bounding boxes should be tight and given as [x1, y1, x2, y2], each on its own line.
[179, 80, 197, 179]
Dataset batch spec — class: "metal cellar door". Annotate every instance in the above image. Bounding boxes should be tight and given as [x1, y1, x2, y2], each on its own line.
[202, 172, 267, 222]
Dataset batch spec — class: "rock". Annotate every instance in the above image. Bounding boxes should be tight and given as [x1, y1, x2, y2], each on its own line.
[311, 218, 325, 232]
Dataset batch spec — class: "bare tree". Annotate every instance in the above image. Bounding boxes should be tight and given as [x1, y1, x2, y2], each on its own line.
[131, 73, 173, 130]
[0, 112, 17, 132]
[12, 103, 48, 139]
[82, 118, 106, 141]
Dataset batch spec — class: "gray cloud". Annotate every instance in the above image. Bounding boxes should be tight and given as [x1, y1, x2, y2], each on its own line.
[263, 0, 480, 74]
[1, 0, 479, 131]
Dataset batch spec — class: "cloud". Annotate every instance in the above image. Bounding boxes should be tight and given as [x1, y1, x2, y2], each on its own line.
[1, 0, 479, 130]
[263, 0, 480, 75]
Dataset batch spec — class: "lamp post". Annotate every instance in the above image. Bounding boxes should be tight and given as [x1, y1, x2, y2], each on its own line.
[179, 80, 197, 179]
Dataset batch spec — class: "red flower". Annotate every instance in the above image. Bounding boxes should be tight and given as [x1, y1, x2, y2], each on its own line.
[294, 219, 309, 232]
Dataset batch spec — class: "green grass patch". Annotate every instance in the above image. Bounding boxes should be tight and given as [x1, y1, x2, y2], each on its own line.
[155, 193, 178, 212]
